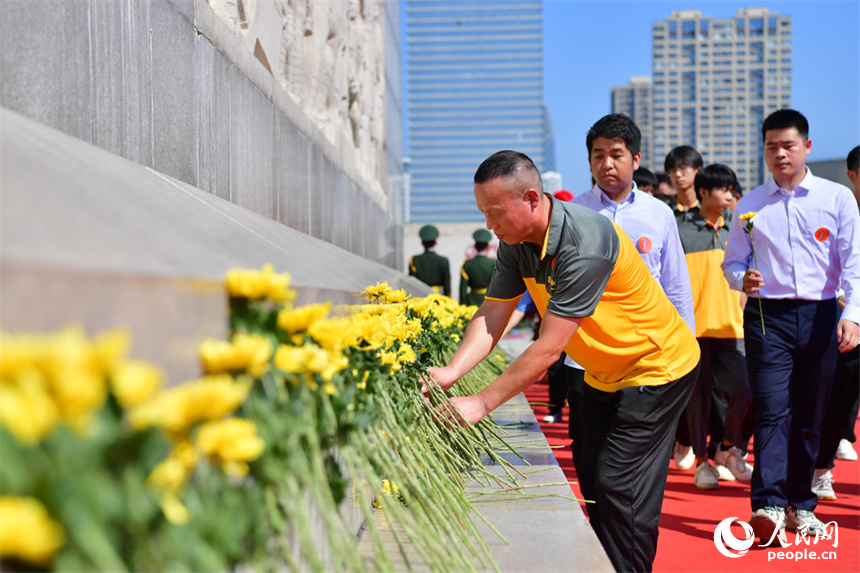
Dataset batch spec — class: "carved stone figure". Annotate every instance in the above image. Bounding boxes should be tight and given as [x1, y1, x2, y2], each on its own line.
[205, 0, 386, 200]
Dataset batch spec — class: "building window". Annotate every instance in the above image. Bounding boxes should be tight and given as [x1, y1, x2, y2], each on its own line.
[750, 18, 763, 37]
[682, 21, 695, 39]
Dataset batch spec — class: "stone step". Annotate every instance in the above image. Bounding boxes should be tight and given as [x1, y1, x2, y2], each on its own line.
[1, 107, 431, 381]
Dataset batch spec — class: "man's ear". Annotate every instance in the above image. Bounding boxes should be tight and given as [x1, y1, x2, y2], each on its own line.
[523, 187, 542, 209]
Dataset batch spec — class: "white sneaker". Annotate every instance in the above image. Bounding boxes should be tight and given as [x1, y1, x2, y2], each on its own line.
[750, 506, 787, 546]
[786, 506, 829, 537]
[673, 442, 695, 471]
[694, 461, 720, 490]
[836, 439, 858, 461]
[811, 468, 837, 501]
[714, 445, 753, 481]
[715, 464, 736, 481]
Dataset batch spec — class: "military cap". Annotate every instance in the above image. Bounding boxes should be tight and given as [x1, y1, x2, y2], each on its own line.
[419, 225, 439, 241]
[472, 229, 492, 243]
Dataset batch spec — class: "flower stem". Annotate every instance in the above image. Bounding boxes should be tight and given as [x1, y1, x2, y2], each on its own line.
[750, 240, 766, 335]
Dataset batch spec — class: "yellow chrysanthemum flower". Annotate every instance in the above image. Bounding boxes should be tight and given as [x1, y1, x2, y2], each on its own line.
[364, 282, 392, 302]
[110, 360, 164, 408]
[148, 440, 198, 493]
[350, 314, 390, 351]
[378, 350, 402, 373]
[0, 369, 59, 444]
[127, 374, 251, 433]
[273, 345, 306, 374]
[738, 211, 757, 221]
[397, 345, 417, 364]
[195, 417, 265, 477]
[91, 328, 131, 375]
[406, 297, 432, 316]
[308, 317, 358, 353]
[32, 327, 109, 428]
[0, 327, 133, 436]
[0, 497, 66, 567]
[198, 333, 272, 378]
[0, 331, 44, 379]
[277, 302, 332, 336]
[385, 289, 411, 303]
[225, 264, 297, 302]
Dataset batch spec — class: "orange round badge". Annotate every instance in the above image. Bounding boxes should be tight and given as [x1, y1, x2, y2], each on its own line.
[638, 237, 653, 253]
[814, 228, 830, 242]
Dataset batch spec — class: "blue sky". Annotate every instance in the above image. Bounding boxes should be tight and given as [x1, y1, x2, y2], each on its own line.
[543, 0, 860, 192]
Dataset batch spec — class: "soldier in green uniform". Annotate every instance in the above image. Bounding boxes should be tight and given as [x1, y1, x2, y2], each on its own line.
[459, 229, 496, 306]
[409, 225, 451, 296]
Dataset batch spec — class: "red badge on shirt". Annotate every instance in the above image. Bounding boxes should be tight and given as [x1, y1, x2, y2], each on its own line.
[814, 228, 830, 242]
[638, 237, 653, 253]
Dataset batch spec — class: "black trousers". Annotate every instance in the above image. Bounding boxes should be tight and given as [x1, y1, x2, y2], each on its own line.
[817, 345, 860, 469]
[687, 338, 751, 458]
[567, 365, 586, 470]
[577, 366, 698, 573]
[547, 353, 569, 414]
[744, 298, 838, 512]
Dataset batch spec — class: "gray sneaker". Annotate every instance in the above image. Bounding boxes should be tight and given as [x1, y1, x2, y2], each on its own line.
[786, 506, 829, 537]
[811, 469, 837, 501]
[714, 445, 753, 481]
[750, 506, 787, 546]
[693, 461, 720, 490]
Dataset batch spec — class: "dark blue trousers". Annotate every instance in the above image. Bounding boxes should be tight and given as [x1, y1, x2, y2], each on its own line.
[744, 298, 838, 512]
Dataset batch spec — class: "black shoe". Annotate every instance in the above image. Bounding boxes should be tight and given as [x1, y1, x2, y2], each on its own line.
[542, 412, 564, 424]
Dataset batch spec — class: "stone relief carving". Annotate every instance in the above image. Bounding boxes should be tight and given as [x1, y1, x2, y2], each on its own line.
[205, 0, 386, 200]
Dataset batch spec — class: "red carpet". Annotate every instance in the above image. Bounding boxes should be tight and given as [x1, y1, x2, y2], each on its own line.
[524, 381, 860, 572]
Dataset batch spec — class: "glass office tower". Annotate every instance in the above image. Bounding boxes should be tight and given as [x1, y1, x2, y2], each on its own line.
[405, 0, 545, 223]
[651, 7, 792, 192]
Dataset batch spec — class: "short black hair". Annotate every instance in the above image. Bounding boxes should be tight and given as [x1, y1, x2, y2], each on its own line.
[664, 145, 703, 172]
[633, 167, 658, 189]
[656, 172, 672, 186]
[694, 163, 738, 195]
[848, 145, 860, 172]
[762, 109, 809, 140]
[586, 114, 641, 157]
[474, 150, 542, 190]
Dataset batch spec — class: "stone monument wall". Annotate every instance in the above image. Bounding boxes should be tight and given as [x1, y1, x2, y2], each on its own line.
[0, 0, 403, 268]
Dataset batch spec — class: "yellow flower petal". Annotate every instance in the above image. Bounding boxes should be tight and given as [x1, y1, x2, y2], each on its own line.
[0, 496, 66, 567]
[111, 360, 164, 408]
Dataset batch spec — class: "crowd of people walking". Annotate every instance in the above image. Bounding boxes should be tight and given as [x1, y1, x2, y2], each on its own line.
[411, 109, 858, 572]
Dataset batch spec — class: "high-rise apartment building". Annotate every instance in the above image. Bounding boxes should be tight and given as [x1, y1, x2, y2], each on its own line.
[611, 76, 653, 170]
[651, 8, 792, 192]
[405, 0, 546, 223]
